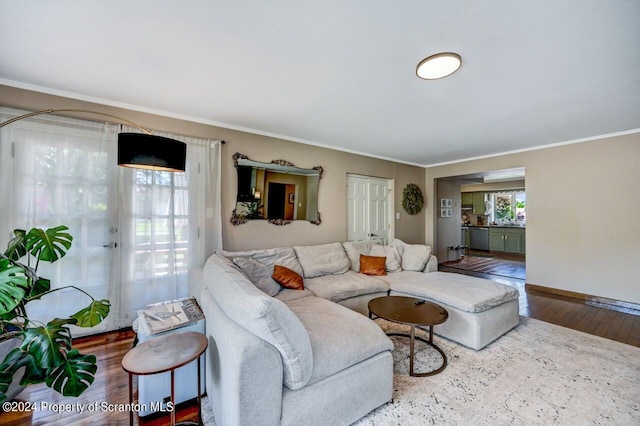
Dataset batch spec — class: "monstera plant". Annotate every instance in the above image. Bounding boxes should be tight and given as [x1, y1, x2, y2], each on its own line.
[0, 226, 110, 403]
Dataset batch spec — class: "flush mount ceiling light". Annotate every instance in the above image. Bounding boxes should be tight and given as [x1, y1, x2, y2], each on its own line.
[0, 109, 186, 172]
[416, 52, 462, 80]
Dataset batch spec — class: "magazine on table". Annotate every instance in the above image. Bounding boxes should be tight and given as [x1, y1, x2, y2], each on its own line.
[137, 296, 204, 335]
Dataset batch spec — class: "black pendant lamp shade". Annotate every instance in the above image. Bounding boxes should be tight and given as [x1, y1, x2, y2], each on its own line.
[118, 133, 186, 172]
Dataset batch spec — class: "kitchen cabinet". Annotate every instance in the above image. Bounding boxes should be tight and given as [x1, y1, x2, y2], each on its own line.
[461, 192, 473, 205]
[472, 192, 486, 215]
[489, 228, 525, 254]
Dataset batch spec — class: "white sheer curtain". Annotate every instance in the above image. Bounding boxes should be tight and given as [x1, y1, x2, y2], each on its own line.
[116, 126, 222, 327]
[0, 107, 222, 333]
[0, 107, 119, 335]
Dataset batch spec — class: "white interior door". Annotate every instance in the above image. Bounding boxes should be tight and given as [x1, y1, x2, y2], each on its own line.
[347, 175, 393, 244]
[369, 178, 390, 243]
[347, 175, 369, 241]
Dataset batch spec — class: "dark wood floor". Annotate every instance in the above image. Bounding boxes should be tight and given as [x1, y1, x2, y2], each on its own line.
[444, 249, 526, 280]
[5, 262, 639, 425]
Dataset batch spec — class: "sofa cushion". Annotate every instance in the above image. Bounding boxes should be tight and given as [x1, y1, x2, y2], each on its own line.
[342, 240, 378, 272]
[232, 257, 281, 296]
[274, 288, 316, 303]
[293, 242, 350, 278]
[390, 239, 431, 271]
[203, 255, 313, 390]
[369, 244, 402, 272]
[273, 265, 304, 290]
[303, 271, 389, 303]
[359, 254, 387, 276]
[218, 246, 304, 277]
[284, 296, 393, 386]
[386, 271, 519, 313]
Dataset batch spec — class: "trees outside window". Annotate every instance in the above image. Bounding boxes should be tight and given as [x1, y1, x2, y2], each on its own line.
[492, 191, 525, 223]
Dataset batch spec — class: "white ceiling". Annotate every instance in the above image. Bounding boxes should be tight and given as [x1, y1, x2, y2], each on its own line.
[1, 0, 639, 167]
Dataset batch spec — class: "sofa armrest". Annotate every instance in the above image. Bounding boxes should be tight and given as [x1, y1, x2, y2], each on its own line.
[200, 288, 284, 426]
[423, 255, 438, 273]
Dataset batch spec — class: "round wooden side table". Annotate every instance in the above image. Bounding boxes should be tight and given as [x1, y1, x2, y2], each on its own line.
[369, 295, 448, 377]
[121, 331, 208, 426]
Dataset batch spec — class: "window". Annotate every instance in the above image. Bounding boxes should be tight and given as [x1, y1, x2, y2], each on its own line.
[491, 191, 526, 224]
[132, 169, 190, 279]
[1, 107, 222, 333]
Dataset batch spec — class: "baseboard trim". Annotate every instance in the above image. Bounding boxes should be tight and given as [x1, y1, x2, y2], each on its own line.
[525, 283, 640, 316]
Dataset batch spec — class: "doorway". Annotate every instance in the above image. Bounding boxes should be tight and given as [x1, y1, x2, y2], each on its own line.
[267, 182, 296, 220]
[346, 174, 394, 244]
[435, 168, 526, 281]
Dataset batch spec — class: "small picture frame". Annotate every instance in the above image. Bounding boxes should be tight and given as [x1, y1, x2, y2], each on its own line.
[440, 198, 452, 208]
[288, 193, 295, 204]
[441, 208, 452, 218]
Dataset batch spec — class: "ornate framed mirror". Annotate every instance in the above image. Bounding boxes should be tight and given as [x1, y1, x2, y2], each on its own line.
[231, 153, 323, 226]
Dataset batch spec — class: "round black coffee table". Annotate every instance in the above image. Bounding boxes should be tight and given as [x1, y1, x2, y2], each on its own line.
[368, 295, 448, 377]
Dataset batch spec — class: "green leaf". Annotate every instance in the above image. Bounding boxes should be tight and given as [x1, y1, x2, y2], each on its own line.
[3, 229, 27, 261]
[72, 299, 111, 327]
[0, 346, 47, 396]
[0, 259, 28, 315]
[21, 318, 76, 370]
[27, 278, 51, 300]
[24, 226, 73, 263]
[45, 349, 97, 397]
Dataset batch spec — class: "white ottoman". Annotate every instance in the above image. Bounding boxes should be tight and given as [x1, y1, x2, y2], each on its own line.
[387, 271, 520, 350]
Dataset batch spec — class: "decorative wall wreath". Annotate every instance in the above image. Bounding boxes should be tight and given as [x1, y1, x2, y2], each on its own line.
[402, 183, 425, 215]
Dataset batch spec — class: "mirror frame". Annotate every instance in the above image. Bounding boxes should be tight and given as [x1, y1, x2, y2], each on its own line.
[231, 152, 323, 226]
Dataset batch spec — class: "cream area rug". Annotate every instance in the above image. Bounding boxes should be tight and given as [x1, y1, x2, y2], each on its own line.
[201, 317, 640, 425]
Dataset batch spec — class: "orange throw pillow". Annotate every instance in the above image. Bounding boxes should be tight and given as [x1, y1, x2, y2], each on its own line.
[359, 254, 387, 276]
[272, 265, 304, 290]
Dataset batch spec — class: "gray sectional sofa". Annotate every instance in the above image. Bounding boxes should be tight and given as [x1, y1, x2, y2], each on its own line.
[190, 239, 519, 426]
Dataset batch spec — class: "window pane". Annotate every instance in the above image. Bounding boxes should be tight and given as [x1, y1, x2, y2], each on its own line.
[515, 193, 526, 221]
[135, 169, 152, 185]
[495, 194, 513, 220]
[61, 147, 84, 178]
[130, 169, 191, 281]
[89, 185, 108, 214]
[135, 219, 152, 245]
[61, 183, 84, 215]
[152, 186, 172, 216]
[135, 186, 152, 217]
[89, 151, 108, 181]
[174, 172, 188, 187]
[155, 171, 172, 186]
[153, 218, 171, 244]
[35, 181, 54, 216]
[34, 145, 57, 177]
[174, 218, 189, 243]
[174, 189, 189, 215]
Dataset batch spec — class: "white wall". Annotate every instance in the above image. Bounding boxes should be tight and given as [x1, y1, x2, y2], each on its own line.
[425, 133, 640, 304]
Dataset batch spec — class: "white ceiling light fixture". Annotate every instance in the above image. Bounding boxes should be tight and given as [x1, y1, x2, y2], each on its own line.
[416, 52, 462, 80]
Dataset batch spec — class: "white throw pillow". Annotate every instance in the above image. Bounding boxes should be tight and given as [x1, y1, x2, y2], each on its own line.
[369, 244, 402, 272]
[389, 238, 432, 271]
[293, 242, 351, 278]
